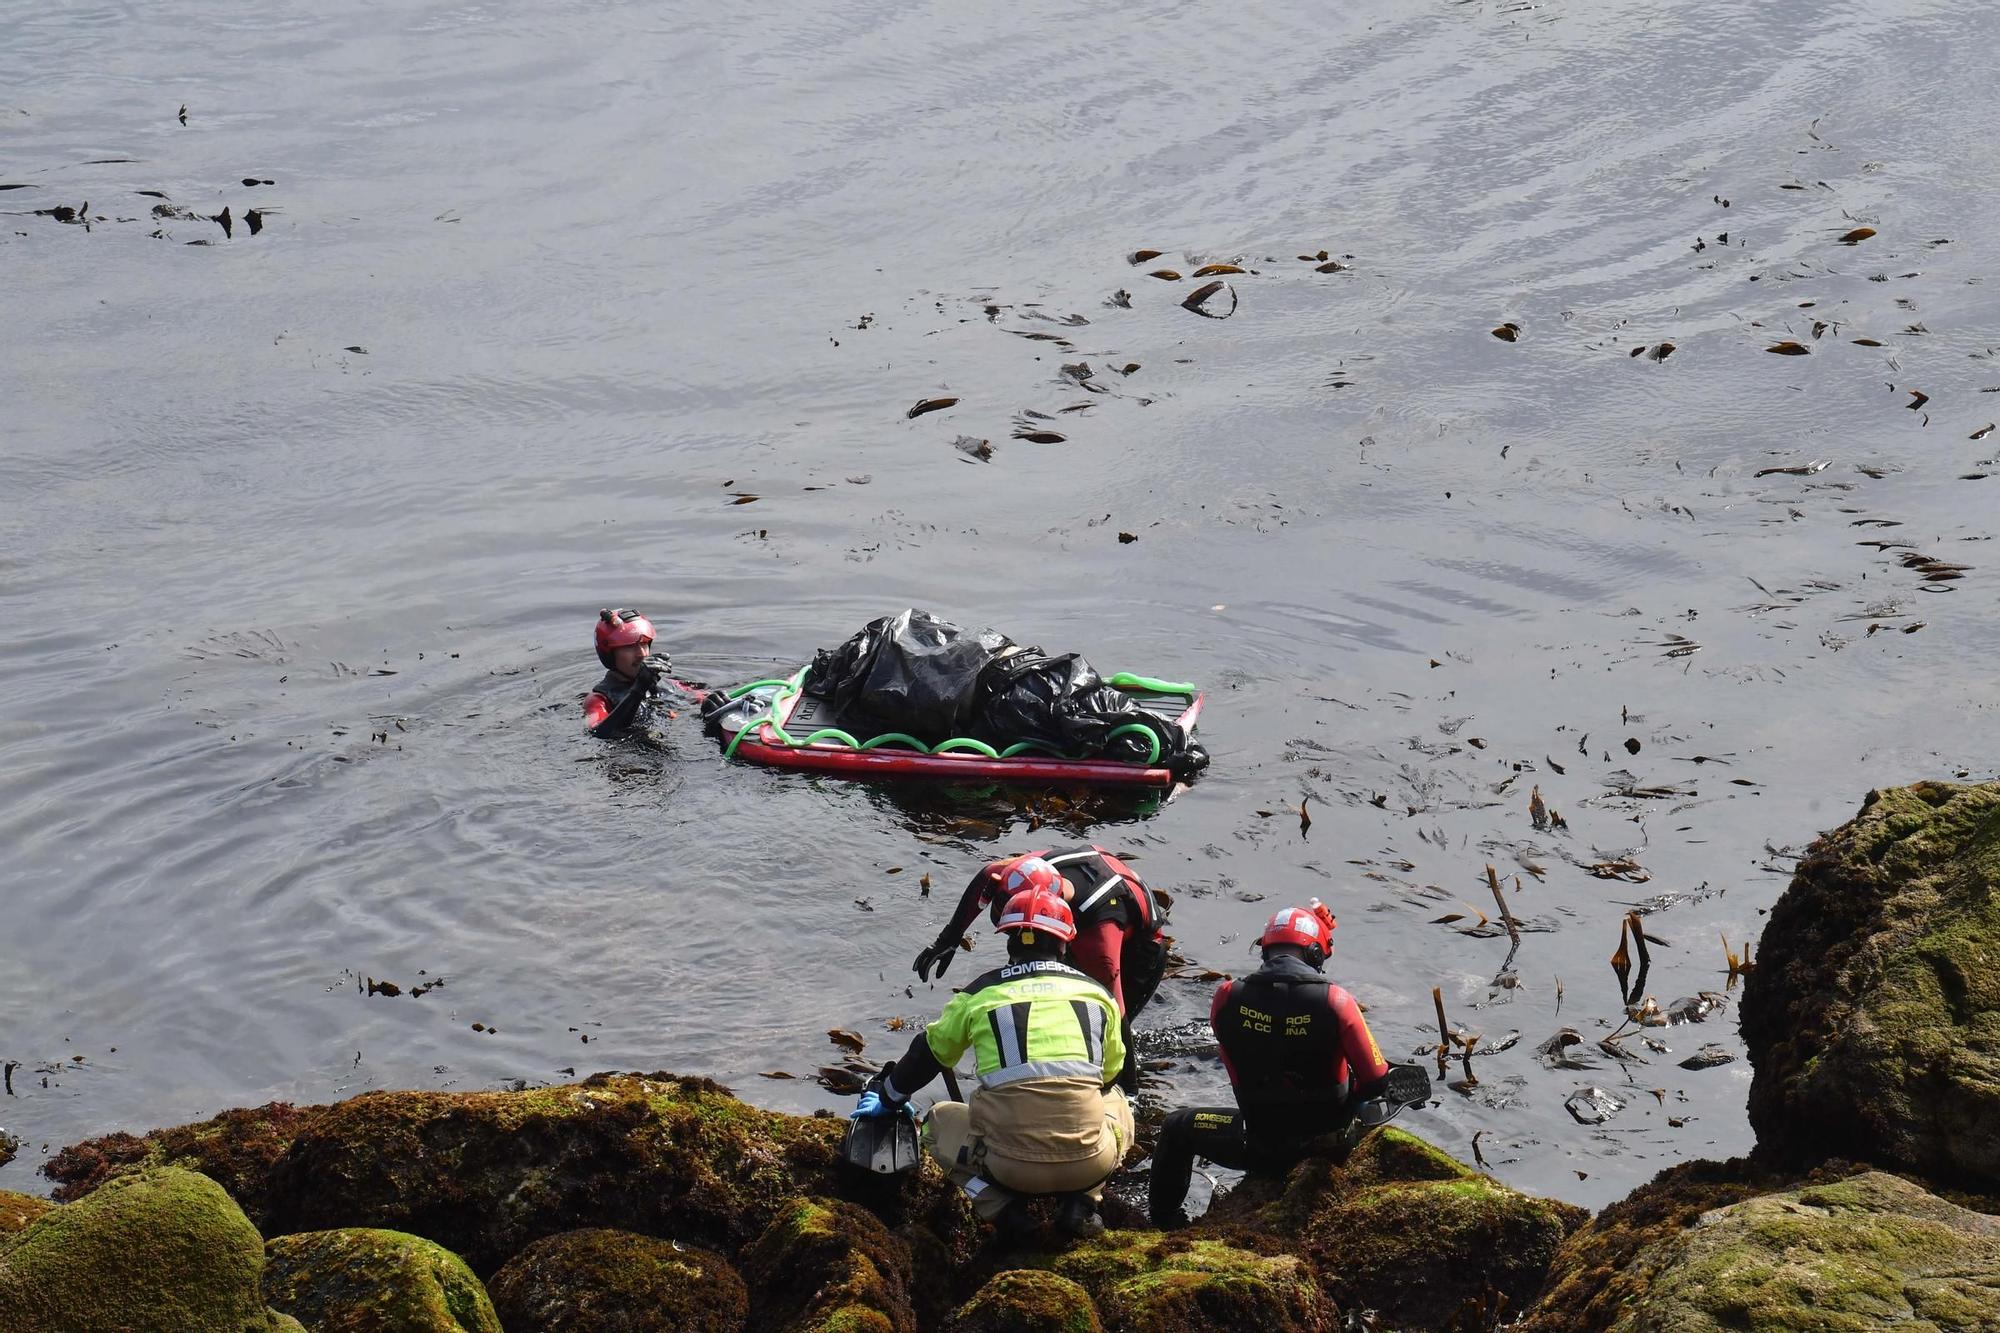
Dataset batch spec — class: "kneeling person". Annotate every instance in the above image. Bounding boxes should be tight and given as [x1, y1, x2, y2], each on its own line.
[1148, 900, 1391, 1229]
[856, 886, 1132, 1238]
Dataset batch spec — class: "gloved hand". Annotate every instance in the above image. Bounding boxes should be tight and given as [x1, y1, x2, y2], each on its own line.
[632, 660, 663, 695]
[850, 1088, 894, 1118]
[913, 942, 956, 982]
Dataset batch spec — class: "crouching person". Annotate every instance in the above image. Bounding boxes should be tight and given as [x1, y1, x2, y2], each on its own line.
[853, 885, 1131, 1238]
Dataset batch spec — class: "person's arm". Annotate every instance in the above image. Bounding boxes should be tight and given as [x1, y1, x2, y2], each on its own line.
[913, 865, 998, 980]
[1072, 919, 1127, 1014]
[588, 663, 663, 739]
[884, 994, 975, 1101]
[1328, 985, 1391, 1099]
[583, 693, 612, 734]
[1209, 981, 1241, 1086]
[880, 1030, 945, 1103]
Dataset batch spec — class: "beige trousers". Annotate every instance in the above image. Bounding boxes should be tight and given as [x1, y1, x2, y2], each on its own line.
[923, 1087, 1135, 1220]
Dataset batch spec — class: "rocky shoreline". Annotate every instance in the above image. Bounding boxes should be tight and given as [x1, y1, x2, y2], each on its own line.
[5, 781, 1997, 1331]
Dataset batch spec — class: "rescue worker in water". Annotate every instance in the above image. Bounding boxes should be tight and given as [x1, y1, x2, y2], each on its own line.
[1148, 899, 1392, 1228]
[583, 608, 674, 739]
[913, 848, 1168, 1095]
[855, 874, 1130, 1239]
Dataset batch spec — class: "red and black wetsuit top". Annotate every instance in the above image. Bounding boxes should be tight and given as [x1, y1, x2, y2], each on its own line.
[1211, 953, 1391, 1136]
[930, 845, 1166, 1014]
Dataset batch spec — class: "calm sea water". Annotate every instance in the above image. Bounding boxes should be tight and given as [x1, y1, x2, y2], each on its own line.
[4, 0, 1998, 1210]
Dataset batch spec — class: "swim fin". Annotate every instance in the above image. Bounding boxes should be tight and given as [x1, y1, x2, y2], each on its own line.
[841, 1111, 921, 1175]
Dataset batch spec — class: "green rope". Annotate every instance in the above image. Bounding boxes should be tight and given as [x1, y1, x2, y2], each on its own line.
[1000, 740, 1070, 758]
[1105, 722, 1163, 766]
[1106, 672, 1196, 695]
[934, 737, 1001, 757]
[860, 733, 933, 753]
[725, 677, 797, 700]
[723, 671, 805, 759]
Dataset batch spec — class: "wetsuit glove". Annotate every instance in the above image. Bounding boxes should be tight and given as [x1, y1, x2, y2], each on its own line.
[912, 943, 956, 982]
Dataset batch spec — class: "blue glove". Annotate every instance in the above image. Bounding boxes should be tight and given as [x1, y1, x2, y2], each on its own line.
[851, 1089, 893, 1119]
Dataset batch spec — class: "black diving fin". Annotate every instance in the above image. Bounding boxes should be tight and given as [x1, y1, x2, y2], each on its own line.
[1356, 1063, 1436, 1128]
[841, 1110, 922, 1175]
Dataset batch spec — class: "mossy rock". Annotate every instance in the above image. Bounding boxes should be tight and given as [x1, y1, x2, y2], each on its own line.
[1199, 1127, 1580, 1329]
[946, 1269, 1102, 1333]
[1742, 781, 2000, 1185]
[1040, 1232, 1332, 1332]
[44, 1073, 964, 1279]
[263, 1228, 499, 1332]
[264, 1073, 954, 1275]
[0, 1190, 52, 1237]
[45, 1101, 311, 1223]
[1516, 1156, 1780, 1333]
[487, 1227, 745, 1333]
[0, 1165, 297, 1332]
[739, 1196, 915, 1333]
[1607, 1171, 2000, 1331]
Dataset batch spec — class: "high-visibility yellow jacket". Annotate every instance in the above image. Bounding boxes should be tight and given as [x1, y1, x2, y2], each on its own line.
[923, 959, 1125, 1163]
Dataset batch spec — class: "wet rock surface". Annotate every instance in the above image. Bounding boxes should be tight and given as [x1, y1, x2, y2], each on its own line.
[263, 1227, 500, 1333]
[1034, 1232, 1330, 1332]
[33, 1075, 1553, 1331]
[0, 1165, 300, 1333]
[1205, 1127, 1584, 1329]
[1608, 1172, 2000, 1333]
[1742, 781, 2000, 1186]
[0, 1189, 51, 1236]
[740, 1195, 918, 1333]
[945, 1269, 1102, 1333]
[488, 1227, 746, 1333]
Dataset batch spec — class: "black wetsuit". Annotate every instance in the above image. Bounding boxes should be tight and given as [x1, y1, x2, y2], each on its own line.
[583, 655, 672, 739]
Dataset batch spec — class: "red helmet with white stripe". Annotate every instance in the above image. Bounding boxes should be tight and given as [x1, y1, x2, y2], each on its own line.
[595, 608, 656, 668]
[1000, 855, 1065, 900]
[1259, 899, 1337, 967]
[996, 886, 1077, 942]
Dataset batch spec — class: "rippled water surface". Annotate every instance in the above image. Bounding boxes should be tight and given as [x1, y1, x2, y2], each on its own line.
[5, 0, 2000, 1208]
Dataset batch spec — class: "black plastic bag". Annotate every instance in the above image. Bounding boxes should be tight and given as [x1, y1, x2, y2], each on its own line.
[971, 651, 1178, 764]
[804, 608, 1017, 740]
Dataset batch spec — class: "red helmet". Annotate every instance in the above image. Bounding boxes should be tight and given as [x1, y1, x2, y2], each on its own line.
[1259, 899, 1336, 966]
[1000, 855, 1066, 900]
[595, 608, 656, 668]
[996, 886, 1076, 942]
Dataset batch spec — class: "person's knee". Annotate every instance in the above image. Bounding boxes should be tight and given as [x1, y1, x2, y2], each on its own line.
[1159, 1106, 1200, 1143]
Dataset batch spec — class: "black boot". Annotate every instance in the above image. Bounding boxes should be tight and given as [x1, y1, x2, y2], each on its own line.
[993, 1197, 1037, 1245]
[1057, 1193, 1105, 1238]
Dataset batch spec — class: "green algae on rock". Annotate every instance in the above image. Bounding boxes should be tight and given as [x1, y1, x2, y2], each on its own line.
[945, 1269, 1102, 1333]
[262, 1073, 921, 1276]
[263, 1228, 500, 1333]
[740, 1196, 915, 1333]
[0, 1165, 297, 1333]
[1607, 1171, 2000, 1332]
[1205, 1127, 1582, 1329]
[45, 1100, 311, 1223]
[487, 1227, 746, 1333]
[1039, 1232, 1332, 1332]
[0, 1189, 52, 1236]
[1515, 1156, 1789, 1333]
[1742, 781, 2000, 1187]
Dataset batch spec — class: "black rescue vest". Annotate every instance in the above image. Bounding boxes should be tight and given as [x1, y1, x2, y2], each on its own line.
[1213, 955, 1348, 1111]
